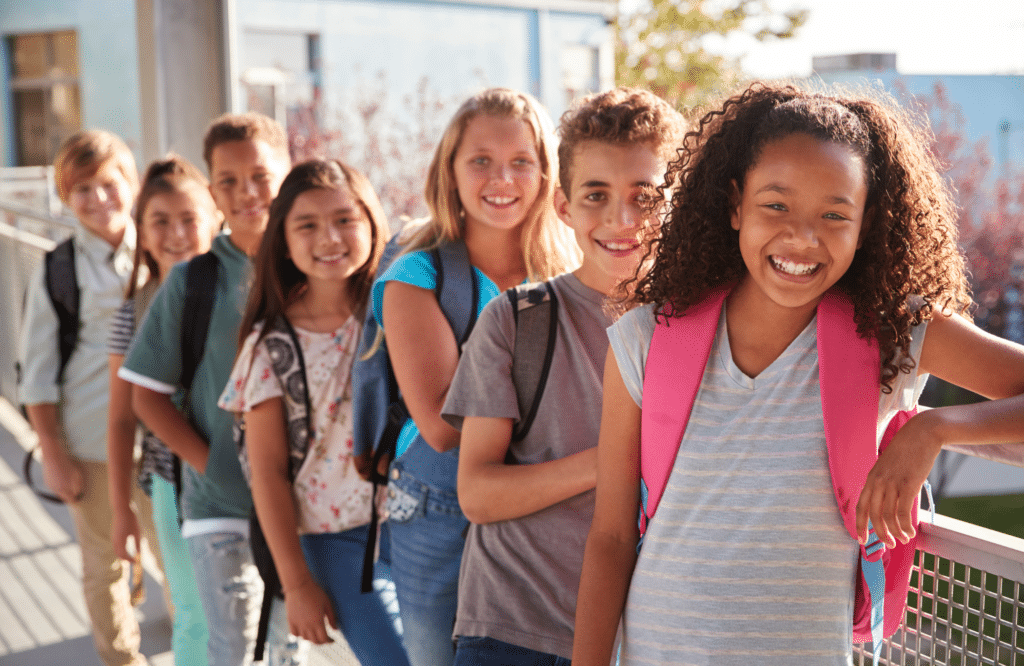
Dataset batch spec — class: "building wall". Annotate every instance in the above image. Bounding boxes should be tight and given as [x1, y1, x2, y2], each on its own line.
[239, 0, 611, 124]
[0, 0, 142, 167]
[1, 0, 611, 169]
[814, 70, 1024, 170]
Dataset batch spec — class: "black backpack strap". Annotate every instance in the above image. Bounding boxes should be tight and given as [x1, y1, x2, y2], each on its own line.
[251, 511, 277, 662]
[507, 282, 559, 443]
[174, 251, 219, 521]
[23, 238, 80, 503]
[23, 448, 64, 504]
[277, 315, 313, 480]
[180, 251, 219, 394]
[250, 315, 312, 662]
[43, 238, 79, 384]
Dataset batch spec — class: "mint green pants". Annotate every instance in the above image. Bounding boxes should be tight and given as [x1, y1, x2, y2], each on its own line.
[151, 475, 210, 664]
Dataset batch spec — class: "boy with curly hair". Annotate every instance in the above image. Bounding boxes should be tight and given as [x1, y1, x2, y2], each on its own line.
[441, 88, 686, 665]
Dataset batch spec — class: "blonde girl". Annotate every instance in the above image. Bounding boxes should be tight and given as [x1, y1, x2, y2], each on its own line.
[107, 155, 220, 664]
[371, 87, 578, 666]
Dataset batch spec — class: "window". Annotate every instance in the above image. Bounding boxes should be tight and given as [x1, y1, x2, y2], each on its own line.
[7, 30, 82, 166]
[562, 44, 599, 108]
[241, 31, 320, 127]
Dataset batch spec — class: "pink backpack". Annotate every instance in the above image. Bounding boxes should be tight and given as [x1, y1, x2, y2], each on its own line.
[640, 287, 919, 657]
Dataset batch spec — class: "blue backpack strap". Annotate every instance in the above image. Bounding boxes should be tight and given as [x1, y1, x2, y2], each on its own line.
[433, 238, 479, 346]
[352, 234, 405, 460]
[861, 521, 886, 663]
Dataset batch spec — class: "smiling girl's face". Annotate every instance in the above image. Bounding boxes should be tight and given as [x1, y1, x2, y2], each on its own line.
[140, 183, 219, 281]
[730, 132, 869, 319]
[283, 186, 373, 288]
[452, 114, 543, 236]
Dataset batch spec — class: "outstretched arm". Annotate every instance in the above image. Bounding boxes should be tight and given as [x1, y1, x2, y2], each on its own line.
[245, 398, 336, 644]
[107, 354, 141, 561]
[381, 281, 462, 453]
[857, 310, 1024, 548]
[573, 348, 642, 666]
[457, 416, 597, 524]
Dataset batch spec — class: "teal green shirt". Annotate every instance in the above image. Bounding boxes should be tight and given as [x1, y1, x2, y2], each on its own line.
[120, 234, 252, 521]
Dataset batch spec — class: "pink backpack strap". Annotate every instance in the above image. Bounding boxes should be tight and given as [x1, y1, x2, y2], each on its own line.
[818, 292, 919, 649]
[639, 287, 728, 536]
[639, 289, 919, 650]
[816, 292, 881, 540]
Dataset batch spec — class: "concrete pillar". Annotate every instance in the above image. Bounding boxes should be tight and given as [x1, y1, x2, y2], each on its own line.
[135, 0, 235, 170]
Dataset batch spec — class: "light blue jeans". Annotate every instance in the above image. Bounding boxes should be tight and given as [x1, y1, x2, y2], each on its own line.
[151, 476, 209, 664]
[187, 530, 309, 666]
[386, 465, 468, 666]
[300, 523, 410, 666]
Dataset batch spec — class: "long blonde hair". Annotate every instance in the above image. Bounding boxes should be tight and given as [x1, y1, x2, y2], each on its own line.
[402, 87, 579, 280]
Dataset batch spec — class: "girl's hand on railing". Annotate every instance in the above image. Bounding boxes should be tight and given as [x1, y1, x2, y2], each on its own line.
[856, 409, 945, 549]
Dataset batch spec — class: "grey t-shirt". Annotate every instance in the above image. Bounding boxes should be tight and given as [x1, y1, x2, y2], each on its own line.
[609, 302, 928, 666]
[442, 272, 610, 658]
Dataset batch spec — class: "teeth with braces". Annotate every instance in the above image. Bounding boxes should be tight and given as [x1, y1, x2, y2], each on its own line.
[771, 256, 820, 276]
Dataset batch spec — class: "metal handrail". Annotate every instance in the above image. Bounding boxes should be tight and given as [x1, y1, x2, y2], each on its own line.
[0, 200, 77, 230]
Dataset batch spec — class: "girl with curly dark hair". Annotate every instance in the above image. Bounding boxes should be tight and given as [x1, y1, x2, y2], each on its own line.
[573, 82, 1024, 665]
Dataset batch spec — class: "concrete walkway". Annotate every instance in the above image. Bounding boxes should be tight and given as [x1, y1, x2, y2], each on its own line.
[0, 399, 358, 665]
[0, 399, 173, 665]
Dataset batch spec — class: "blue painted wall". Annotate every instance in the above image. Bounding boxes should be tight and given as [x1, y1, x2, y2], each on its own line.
[814, 70, 1024, 170]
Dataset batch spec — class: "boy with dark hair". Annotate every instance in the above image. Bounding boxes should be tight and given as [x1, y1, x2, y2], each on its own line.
[19, 130, 157, 666]
[118, 112, 300, 665]
[441, 88, 686, 664]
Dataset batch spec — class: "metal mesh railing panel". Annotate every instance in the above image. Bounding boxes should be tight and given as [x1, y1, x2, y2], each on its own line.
[854, 550, 1024, 665]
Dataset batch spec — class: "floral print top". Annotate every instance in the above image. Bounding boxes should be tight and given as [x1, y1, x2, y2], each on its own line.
[219, 316, 378, 534]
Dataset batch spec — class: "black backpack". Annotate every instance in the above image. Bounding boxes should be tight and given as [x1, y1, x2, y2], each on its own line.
[21, 246, 220, 503]
[21, 239, 80, 502]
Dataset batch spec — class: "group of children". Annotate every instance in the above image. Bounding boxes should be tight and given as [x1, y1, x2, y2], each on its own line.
[17, 77, 1024, 666]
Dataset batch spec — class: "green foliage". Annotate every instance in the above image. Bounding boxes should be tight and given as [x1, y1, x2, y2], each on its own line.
[616, 0, 807, 111]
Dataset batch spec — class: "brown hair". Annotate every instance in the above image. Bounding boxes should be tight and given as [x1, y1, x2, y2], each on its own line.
[557, 87, 687, 197]
[202, 112, 289, 173]
[127, 154, 218, 298]
[403, 87, 579, 280]
[238, 159, 389, 350]
[53, 130, 138, 202]
[627, 81, 972, 391]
